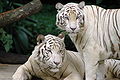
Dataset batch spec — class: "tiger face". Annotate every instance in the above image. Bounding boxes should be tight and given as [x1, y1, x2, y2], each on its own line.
[56, 1, 85, 34]
[35, 34, 65, 72]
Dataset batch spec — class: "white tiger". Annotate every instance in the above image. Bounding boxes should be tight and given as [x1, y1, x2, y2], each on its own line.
[12, 33, 120, 80]
[12, 34, 85, 80]
[55, 1, 120, 80]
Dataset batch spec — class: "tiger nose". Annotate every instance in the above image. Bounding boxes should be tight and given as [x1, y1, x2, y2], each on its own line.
[54, 61, 60, 65]
[70, 27, 76, 31]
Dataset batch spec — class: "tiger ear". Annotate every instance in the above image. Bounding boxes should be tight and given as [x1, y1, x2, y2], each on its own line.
[78, 1, 85, 9]
[36, 34, 45, 44]
[58, 32, 65, 41]
[55, 3, 63, 11]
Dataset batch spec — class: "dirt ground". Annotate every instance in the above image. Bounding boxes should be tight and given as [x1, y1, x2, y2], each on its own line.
[0, 64, 20, 80]
[0, 64, 42, 80]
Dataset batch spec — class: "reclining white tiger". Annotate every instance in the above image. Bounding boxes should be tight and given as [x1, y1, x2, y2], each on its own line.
[12, 34, 120, 80]
[55, 1, 120, 80]
[12, 34, 85, 80]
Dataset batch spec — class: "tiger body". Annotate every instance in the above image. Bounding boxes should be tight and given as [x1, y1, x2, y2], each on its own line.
[105, 59, 120, 79]
[56, 2, 120, 80]
[12, 34, 84, 80]
[79, 5, 120, 59]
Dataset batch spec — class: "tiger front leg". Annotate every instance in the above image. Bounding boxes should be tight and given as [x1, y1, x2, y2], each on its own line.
[12, 65, 32, 80]
[83, 48, 105, 80]
[97, 61, 106, 80]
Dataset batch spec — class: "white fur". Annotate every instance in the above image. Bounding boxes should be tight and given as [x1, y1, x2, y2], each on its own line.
[12, 35, 84, 80]
[56, 2, 120, 80]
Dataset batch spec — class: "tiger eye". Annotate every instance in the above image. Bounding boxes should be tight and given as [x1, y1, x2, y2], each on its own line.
[64, 16, 69, 20]
[76, 16, 79, 19]
[72, 10, 76, 12]
[59, 50, 63, 53]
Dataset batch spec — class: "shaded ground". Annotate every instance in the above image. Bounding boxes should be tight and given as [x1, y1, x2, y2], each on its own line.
[0, 64, 20, 80]
[0, 64, 42, 80]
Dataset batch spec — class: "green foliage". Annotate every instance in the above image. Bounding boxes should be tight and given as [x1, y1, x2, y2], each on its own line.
[10, 24, 33, 54]
[29, 4, 61, 36]
[0, 0, 35, 54]
[96, 0, 103, 4]
[0, 1, 62, 54]
[1, 0, 120, 54]
[0, 29, 13, 52]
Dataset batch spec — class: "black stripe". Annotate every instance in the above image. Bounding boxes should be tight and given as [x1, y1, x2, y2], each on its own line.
[29, 61, 37, 76]
[60, 64, 70, 79]
[102, 9, 107, 22]
[79, 27, 87, 44]
[99, 8, 104, 15]
[36, 62, 49, 76]
[96, 6, 99, 43]
[96, 6, 101, 46]
[91, 6, 96, 18]
[75, 34, 79, 43]
[103, 34, 108, 52]
[112, 60, 117, 71]
[115, 10, 120, 31]
[114, 9, 120, 50]
[114, 10, 120, 41]
[107, 10, 116, 54]
[100, 8, 106, 48]
[41, 49, 46, 63]
[24, 64, 32, 79]
[82, 36, 89, 49]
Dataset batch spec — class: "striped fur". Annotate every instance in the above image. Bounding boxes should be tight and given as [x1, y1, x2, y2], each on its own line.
[11, 35, 120, 80]
[55, 1, 120, 80]
[12, 34, 120, 80]
[12, 34, 84, 80]
[105, 59, 120, 79]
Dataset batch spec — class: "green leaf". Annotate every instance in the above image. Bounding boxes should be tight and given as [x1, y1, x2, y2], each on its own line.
[0, 29, 13, 52]
[0, 6, 3, 12]
[13, 38, 22, 54]
[19, 27, 33, 37]
[13, 2, 23, 7]
[16, 29, 29, 50]
[96, 0, 103, 4]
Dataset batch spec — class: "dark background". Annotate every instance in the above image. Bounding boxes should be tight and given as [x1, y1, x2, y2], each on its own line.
[0, 0, 120, 55]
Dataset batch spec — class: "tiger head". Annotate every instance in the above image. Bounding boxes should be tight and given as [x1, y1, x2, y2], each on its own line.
[56, 1, 85, 34]
[34, 33, 65, 72]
